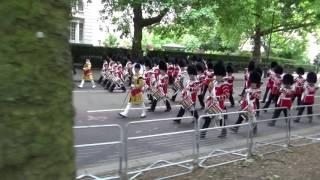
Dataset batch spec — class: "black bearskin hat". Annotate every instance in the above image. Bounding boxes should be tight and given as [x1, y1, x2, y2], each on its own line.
[159, 60, 167, 71]
[226, 63, 234, 73]
[296, 67, 305, 75]
[207, 61, 214, 70]
[178, 58, 187, 67]
[144, 58, 152, 68]
[214, 61, 226, 76]
[187, 64, 197, 76]
[255, 67, 263, 78]
[274, 65, 283, 75]
[248, 61, 255, 72]
[282, 74, 294, 85]
[196, 62, 205, 73]
[270, 61, 278, 69]
[307, 72, 317, 84]
[249, 71, 261, 84]
[134, 63, 141, 70]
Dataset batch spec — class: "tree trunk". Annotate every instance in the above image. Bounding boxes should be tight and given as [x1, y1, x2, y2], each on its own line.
[0, 1, 75, 179]
[252, 26, 262, 64]
[132, 5, 144, 59]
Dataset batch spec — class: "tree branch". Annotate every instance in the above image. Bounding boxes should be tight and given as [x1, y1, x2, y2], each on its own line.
[261, 22, 316, 35]
[141, 8, 169, 27]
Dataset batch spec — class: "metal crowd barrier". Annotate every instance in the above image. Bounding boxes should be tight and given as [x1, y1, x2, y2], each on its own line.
[74, 124, 123, 180]
[124, 116, 195, 180]
[76, 103, 320, 180]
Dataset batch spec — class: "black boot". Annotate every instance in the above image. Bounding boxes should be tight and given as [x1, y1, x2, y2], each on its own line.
[105, 81, 112, 89]
[164, 100, 171, 112]
[218, 128, 227, 138]
[174, 108, 185, 124]
[121, 86, 126, 92]
[171, 94, 177, 102]
[98, 76, 103, 84]
[148, 100, 157, 112]
[109, 84, 116, 92]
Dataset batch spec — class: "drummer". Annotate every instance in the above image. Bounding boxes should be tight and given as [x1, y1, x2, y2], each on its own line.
[174, 64, 200, 124]
[171, 59, 187, 102]
[201, 61, 230, 138]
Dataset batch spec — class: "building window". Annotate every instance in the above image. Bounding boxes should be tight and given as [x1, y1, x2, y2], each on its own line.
[79, 22, 84, 41]
[78, 0, 84, 11]
[70, 22, 76, 41]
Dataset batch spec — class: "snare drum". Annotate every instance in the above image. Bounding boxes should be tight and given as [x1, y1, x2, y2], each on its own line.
[173, 80, 183, 91]
[206, 103, 223, 114]
[151, 87, 165, 101]
[180, 96, 194, 110]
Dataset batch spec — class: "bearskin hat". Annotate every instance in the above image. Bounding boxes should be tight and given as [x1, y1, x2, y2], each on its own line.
[248, 61, 255, 72]
[159, 60, 167, 71]
[134, 63, 141, 70]
[144, 58, 152, 68]
[214, 60, 226, 76]
[226, 63, 234, 73]
[255, 67, 263, 78]
[196, 62, 205, 73]
[282, 74, 294, 85]
[187, 64, 197, 76]
[249, 71, 261, 84]
[271, 61, 278, 69]
[296, 67, 305, 75]
[207, 61, 214, 70]
[307, 72, 317, 84]
[274, 65, 283, 75]
[178, 58, 187, 67]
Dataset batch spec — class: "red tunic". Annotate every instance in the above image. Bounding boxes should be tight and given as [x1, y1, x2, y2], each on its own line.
[116, 66, 124, 80]
[182, 80, 200, 103]
[240, 88, 261, 111]
[153, 66, 160, 81]
[267, 70, 275, 88]
[167, 65, 174, 77]
[206, 81, 230, 109]
[294, 76, 305, 95]
[225, 74, 235, 94]
[277, 87, 294, 109]
[271, 75, 282, 95]
[173, 65, 181, 77]
[204, 70, 215, 86]
[157, 73, 169, 95]
[302, 84, 318, 105]
[144, 70, 154, 89]
[197, 73, 206, 95]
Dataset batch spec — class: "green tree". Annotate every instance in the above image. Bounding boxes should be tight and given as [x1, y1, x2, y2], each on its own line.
[104, 34, 119, 47]
[0, 1, 75, 179]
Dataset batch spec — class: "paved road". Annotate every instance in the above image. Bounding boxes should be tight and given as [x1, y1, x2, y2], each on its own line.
[73, 79, 320, 176]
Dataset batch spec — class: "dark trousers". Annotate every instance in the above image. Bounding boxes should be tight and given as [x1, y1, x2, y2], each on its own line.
[171, 90, 178, 102]
[150, 98, 171, 111]
[292, 94, 302, 107]
[201, 108, 228, 138]
[98, 76, 103, 84]
[198, 85, 208, 108]
[269, 108, 288, 125]
[174, 107, 199, 123]
[262, 87, 270, 103]
[229, 93, 235, 106]
[296, 103, 313, 122]
[263, 94, 279, 109]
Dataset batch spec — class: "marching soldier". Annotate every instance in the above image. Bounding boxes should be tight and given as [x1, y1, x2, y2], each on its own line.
[98, 59, 108, 84]
[240, 61, 255, 96]
[263, 65, 284, 110]
[196, 62, 206, 109]
[171, 59, 187, 102]
[174, 64, 200, 123]
[230, 70, 262, 133]
[262, 62, 278, 103]
[144, 59, 155, 104]
[201, 61, 230, 138]
[292, 67, 305, 107]
[119, 63, 146, 118]
[268, 74, 294, 126]
[148, 61, 172, 112]
[225, 63, 235, 107]
[78, 59, 96, 88]
[294, 72, 319, 123]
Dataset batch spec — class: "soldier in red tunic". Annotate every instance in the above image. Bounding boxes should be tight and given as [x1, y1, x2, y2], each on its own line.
[173, 58, 181, 82]
[202, 62, 215, 99]
[201, 61, 230, 138]
[144, 59, 155, 104]
[174, 65, 200, 123]
[196, 62, 207, 109]
[152, 58, 160, 81]
[292, 67, 305, 107]
[263, 65, 283, 110]
[167, 58, 175, 85]
[230, 70, 261, 134]
[225, 63, 235, 107]
[171, 59, 187, 102]
[148, 61, 172, 112]
[109, 62, 126, 92]
[241, 61, 255, 96]
[262, 62, 278, 103]
[294, 72, 318, 123]
[268, 74, 294, 126]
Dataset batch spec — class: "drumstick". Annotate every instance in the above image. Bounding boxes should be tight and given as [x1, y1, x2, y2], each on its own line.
[121, 90, 130, 108]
